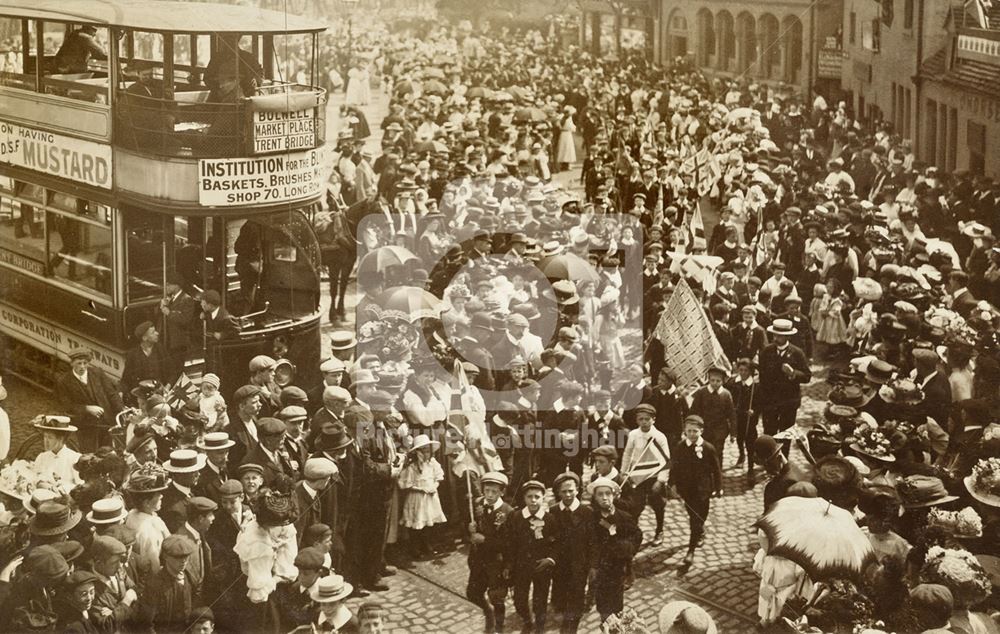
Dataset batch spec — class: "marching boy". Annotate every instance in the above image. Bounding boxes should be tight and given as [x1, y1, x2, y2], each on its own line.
[504, 480, 556, 634]
[467, 471, 514, 634]
[549, 472, 593, 634]
[587, 477, 642, 623]
[688, 366, 736, 470]
[667, 416, 723, 567]
[620, 403, 669, 546]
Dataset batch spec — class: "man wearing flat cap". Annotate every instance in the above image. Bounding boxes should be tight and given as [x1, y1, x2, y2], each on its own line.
[294, 457, 338, 541]
[241, 417, 298, 487]
[121, 321, 168, 404]
[224, 385, 263, 465]
[55, 349, 125, 452]
[175, 497, 217, 606]
[88, 534, 138, 632]
[6, 545, 69, 631]
[136, 534, 195, 633]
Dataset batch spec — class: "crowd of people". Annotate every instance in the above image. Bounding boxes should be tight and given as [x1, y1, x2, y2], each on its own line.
[1, 9, 1000, 634]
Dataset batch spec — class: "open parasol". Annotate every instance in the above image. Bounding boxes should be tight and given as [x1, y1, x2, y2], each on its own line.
[393, 79, 415, 96]
[413, 139, 449, 154]
[492, 90, 514, 102]
[466, 86, 492, 99]
[420, 67, 446, 80]
[537, 253, 600, 284]
[513, 106, 548, 123]
[358, 246, 420, 277]
[507, 85, 534, 101]
[755, 496, 875, 582]
[422, 79, 448, 95]
[375, 285, 442, 321]
[726, 107, 756, 123]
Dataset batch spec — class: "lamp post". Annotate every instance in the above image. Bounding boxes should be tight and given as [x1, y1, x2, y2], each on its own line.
[339, 0, 360, 93]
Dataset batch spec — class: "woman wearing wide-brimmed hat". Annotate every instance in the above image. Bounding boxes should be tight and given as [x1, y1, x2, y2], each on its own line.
[31, 415, 82, 489]
[122, 463, 171, 582]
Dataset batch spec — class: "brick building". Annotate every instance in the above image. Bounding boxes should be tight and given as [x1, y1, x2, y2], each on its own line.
[654, 0, 844, 92]
[842, 0, 1000, 175]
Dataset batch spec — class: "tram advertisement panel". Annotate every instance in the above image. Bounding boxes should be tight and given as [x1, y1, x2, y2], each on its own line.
[0, 302, 123, 378]
[0, 121, 113, 190]
[197, 148, 323, 206]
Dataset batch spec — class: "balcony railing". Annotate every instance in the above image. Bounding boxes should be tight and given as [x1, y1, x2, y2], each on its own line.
[112, 81, 327, 159]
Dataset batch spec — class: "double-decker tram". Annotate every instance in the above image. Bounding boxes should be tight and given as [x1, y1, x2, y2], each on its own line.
[0, 0, 328, 399]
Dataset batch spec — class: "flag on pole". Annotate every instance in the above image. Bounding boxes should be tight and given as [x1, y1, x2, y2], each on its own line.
[448, 359, 500, 477]
[653, 277, 733, 392]
[168, 373, 199, 410]
[665, 251, 724, 289]
[626, 436, 671, 485]
[689, 198, 707, 251]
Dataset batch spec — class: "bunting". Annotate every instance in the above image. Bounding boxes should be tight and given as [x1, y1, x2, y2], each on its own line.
[626, 436, 671, 485]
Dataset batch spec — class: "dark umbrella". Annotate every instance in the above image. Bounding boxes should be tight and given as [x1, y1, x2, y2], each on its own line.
[513, 107, 547, 123]
[466, 86, 492, 99]
[422, 79, 448, 95]
[537, 253, 600, 283]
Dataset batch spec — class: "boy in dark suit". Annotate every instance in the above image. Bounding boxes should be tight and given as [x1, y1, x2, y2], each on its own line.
[726, 358, 761, 486]
[587, 477, 642, 623]
[646, 368, 687, 454]
[199, 290, 237, 341]
[548, 472, 593, 634]
[467, 471, 514, 634]
[688, 367, 736, 470]
[504, 480, 556, 634]
[667, 416, 722, 567]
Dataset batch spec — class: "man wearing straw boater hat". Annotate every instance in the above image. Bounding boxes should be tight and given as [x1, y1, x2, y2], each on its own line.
[55, 348, 124, 453]
[757, 318, 812, 435]
[193, 432, 236, 503]
[160, 449, 207, 533]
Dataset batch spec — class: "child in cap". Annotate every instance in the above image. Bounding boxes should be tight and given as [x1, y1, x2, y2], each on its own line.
[726, 359, 760, 486]
[620, 403, 669, 546]
[198, 374, 227, 431]
[466, 471, 513, 633]
[689, 367, 735, 470]
[667, 416, 722, 566]
[502, 480, 555, 634]
[188, 606, 215, 634]
[398, 435, 446, 560]
[549, 472, 593, 633]
[588, 477, 642, 622]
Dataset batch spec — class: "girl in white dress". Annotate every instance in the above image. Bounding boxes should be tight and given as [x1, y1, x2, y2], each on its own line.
[398, 434, 446, 560]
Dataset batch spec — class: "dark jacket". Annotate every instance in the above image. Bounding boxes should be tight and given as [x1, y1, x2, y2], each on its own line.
[503, 507, 556, 581]
[162, 290, 198, 352]
[668, 439, 722, 499]
[135, 566, 191, 634]
[55, 367, 124, 429]
[588, 508, 641, 575]
[757, 343, 812, 409]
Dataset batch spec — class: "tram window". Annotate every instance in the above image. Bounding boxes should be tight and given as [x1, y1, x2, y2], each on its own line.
[0, 18, 32, 90]
[0, 199, 46, 266]
[272, 34, 314, 86]
[47, 212, 113, 297]
[124, 208, 166, 301]
[43, 23, 112, 104]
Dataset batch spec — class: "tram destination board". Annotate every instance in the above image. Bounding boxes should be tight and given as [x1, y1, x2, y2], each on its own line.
[252, 109, 316, 154]
[198, 148, 324, 206]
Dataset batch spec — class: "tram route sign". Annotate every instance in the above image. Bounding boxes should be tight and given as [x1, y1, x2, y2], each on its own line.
[0, 302, 123, 378]
[252, 109, 316, 154]
[197, 148, 324, 206]
[0, 121, 113, 189]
